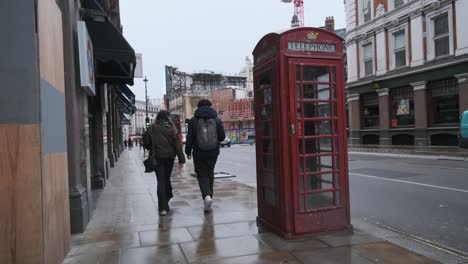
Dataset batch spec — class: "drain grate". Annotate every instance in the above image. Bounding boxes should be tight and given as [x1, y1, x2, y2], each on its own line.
[191, 172, 236, 179]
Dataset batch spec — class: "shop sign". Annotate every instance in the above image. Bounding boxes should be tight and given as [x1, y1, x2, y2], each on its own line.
[77, 21, 96, 96]
[288, 42, 336, 53]
[134, 54, 144, 78]
[372, 81, 381, 89]
[397, 99, 410, 115]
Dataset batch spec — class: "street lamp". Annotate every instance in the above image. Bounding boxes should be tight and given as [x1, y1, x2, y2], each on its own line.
[144, 76, 149, 127]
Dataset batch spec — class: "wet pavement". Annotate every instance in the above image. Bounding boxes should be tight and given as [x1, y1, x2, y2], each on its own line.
[63, 149, 447, 264]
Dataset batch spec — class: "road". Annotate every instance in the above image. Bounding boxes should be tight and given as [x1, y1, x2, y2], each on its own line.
[216, 144, 468, 255]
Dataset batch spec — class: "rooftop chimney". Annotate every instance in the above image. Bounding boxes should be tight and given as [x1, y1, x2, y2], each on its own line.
[325, 16, 335, 32]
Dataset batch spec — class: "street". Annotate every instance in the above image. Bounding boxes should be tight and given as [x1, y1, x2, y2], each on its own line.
[216, 145, 468, 255]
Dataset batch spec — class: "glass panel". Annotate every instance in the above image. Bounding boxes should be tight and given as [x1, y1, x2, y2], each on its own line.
[304, 120, 337, 136]
[395, 0, 404, 8]
[435, 36, 450, 57]
[296, 84, 301, 100]
[297, 102, 302, 118]
[303, 137, 336, 154]
[391, 87, 415, 127]
[306, 173, 333, 190]
[296, 65, 301, 81]
[394, 30, 405, 50]
[363, 43, 373, 59]
[304, 84, 330, 100]
[395, 49, 406, 67]
[263, 139, 273, 153]
[300, 155, 333, 173]
[365, 60, 373, 76]
[262, 122, 272, 137]
[306, 192, 334, 209]
[264, 189, 276, 205]
[261, 105, 272, 120]
[304, 102, 332, 118]
[264, 170, 275, 188]
[299, 194, 305, 211]
[303, 66, 330, 82]
[263, 89, 272, 104]
[434, 14, 449, 37]
[298, 139, 304, 154]
[363, 0, 371, 22]
[263, 155, 274, 169]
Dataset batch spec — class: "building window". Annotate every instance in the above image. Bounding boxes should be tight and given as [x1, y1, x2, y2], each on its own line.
[390, 87, 414, 127]
[363, 43, 373, 76]
[361, 93, 380, 128]
[393, 30, 406, 68]
[363, 0, 372, 23]
[428, 79, 459, 126]
[395, 0, 404, 8]
[433, 13, 450, 58]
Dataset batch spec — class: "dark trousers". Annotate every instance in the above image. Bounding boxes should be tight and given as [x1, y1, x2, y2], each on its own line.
[193, 155, 218, 200]
[155, 158, 175, 211]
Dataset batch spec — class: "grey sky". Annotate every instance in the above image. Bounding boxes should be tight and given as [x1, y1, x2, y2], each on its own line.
[120, 0, 346, 101]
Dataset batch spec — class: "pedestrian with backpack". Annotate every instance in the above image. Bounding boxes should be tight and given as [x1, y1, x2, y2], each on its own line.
[185, 99, 226, 212]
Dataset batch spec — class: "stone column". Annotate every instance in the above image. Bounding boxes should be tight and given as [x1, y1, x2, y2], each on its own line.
[455, 73, 468, 115]
[375, 27, 387, 76]
[61, 0, 90, 233]
[91, 84, 106, 189]
[107, 87, 115, 168]
[346, 41, 359, 83]
[410, 11, 425, 67]
[411, 81, 428, 146]
[347, 93, 361, 145]
[377, 88, 390, 145]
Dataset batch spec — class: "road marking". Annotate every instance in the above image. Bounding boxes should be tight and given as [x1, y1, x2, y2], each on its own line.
[398, 162, 468, 171]
[367, 220, 468, 260]
[350, 173, 468, 193]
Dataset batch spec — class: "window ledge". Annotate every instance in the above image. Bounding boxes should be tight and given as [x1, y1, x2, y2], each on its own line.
[390, 127, 415, 131]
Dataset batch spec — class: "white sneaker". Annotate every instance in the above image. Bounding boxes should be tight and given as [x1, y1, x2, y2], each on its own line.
[159, 210, 168, 216]
[204, 196, 212, 212]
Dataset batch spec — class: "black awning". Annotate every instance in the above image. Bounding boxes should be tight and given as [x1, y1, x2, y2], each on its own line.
[115, 89, 136, 115]
[85, 20, 136, 85]
[118, 85, 135, 105]
[120, 113, 131, 125]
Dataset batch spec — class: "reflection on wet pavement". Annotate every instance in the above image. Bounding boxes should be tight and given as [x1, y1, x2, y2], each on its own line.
[63, 150, 441, 264]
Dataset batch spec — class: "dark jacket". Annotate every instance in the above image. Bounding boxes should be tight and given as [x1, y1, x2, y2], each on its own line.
[150, 121, 185, 163]
[185, 106, 225, 158]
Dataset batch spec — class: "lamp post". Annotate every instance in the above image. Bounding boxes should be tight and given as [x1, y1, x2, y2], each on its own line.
[144, 76, 149, 128]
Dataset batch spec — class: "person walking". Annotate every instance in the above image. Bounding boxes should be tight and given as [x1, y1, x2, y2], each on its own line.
[124, 139, 128, 149]
[128, 137, 133, 150]
[150, 110, 186, 216]
[185, 99, 225, 212]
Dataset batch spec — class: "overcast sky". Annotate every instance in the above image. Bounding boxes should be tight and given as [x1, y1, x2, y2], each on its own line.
[119, 0, 346, 101]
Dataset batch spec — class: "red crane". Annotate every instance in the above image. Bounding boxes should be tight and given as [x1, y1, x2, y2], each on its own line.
[281, 0, 304, 27]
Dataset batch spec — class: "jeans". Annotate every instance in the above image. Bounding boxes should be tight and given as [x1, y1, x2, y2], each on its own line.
[154, 158, 175, 211]
[193, 155, 218, 200]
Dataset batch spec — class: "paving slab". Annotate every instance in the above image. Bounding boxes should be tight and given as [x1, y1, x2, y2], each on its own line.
[63, 149, 446, 264]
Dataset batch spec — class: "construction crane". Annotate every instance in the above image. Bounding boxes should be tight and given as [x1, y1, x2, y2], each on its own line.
[281, 0, 304, 27]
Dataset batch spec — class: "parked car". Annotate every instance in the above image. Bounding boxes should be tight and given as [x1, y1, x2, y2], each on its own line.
[220, 135, 231, 147]
[459, 110, 468, 148]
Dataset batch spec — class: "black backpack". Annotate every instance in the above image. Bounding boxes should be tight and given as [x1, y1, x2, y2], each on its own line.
[196, 118, 218, 151]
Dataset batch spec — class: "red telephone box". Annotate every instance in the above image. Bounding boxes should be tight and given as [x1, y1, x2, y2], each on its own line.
[252, 27, 351, 238]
